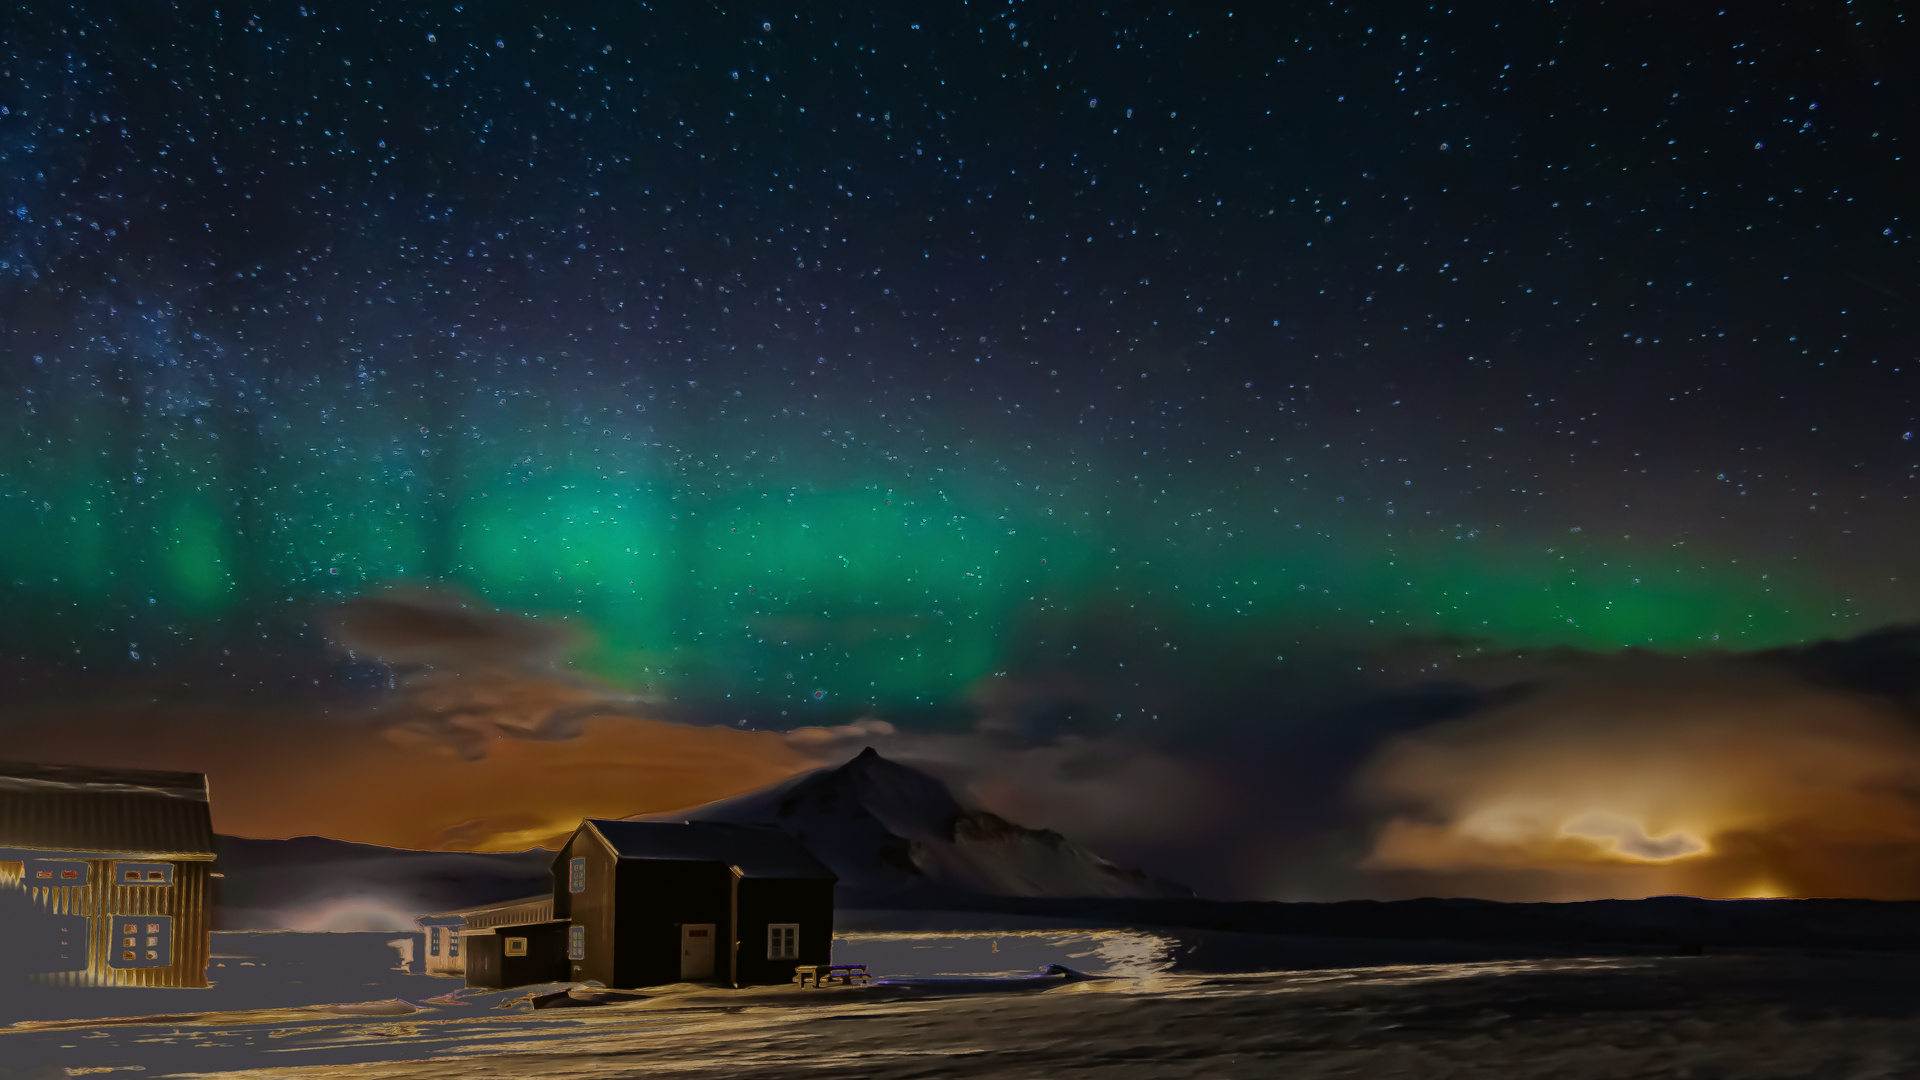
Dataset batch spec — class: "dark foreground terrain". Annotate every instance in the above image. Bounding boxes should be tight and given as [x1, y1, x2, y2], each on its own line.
[10, 951, 1920, 1079]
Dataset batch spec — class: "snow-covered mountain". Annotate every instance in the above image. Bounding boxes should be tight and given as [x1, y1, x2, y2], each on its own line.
[637, 747, 1193, 903]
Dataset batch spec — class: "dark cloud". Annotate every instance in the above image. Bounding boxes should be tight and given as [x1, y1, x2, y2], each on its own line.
[320, 589, 649, 760]
[322, 592, 572, 669]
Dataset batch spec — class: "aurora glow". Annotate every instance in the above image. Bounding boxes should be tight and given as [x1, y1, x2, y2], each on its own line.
[4, 1, 1920, 900]
[0, 369, 1872, 715]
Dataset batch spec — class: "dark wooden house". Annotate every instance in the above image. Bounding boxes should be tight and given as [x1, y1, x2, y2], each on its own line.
[553, 820, 836, 989]
[0, 761, 217, 988]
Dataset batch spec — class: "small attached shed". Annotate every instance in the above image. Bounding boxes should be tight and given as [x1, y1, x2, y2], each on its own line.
[419, 894, 569, 989]
[0, 761, 218, 988]
[553, 820, 836, 989]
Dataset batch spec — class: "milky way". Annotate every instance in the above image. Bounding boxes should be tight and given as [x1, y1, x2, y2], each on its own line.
[3, 1, 1916, 729]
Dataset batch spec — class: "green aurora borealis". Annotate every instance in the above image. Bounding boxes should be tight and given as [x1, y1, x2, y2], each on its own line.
[7, 0, 1920, 914]
[4, 0, 1914, 726]
[0, 374, 1868, 713]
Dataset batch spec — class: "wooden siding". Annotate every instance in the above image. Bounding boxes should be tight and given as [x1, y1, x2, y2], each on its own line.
[18, 859, 212, 988]
[460, 929, 499, 988]
[423, 926, 464, 977]
[552, 820, 840, 990]
[734, 878, 834, 987]
[463, 920, 569, 990]
[611, 859, 731, 988]
[562, 828, 623, 986]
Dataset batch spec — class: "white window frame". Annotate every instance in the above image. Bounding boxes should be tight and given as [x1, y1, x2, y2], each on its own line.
[767, 923, 799, 960]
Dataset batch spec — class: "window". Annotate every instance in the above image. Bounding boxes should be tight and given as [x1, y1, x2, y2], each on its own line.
[108, 916, 171, 968]
[569, 856, 586, 894]
[568, 924, 586, 961]
[504, 936, 528, 957]
[428, 930, 440, 957]
[115, 862, 172, 886]
[27, 860, 86, 885]
[449, 933, 461, 959]
[767, 923, 799, 961]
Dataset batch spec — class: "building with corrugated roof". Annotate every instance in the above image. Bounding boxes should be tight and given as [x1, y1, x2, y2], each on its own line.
[0, 761, 218, 988]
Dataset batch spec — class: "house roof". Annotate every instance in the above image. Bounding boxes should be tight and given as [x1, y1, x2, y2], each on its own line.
[0, 761, 217, 860]
[420, 893, 555, 928]
[575, 819, 837, 881]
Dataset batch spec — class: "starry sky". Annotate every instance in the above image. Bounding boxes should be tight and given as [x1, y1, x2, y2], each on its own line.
[4, 2, 1920, 897]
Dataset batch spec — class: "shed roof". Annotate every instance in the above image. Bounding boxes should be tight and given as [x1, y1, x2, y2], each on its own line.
[575, 819, 837, 881]
[0, 761, 216, 860]
[421, 893, 554, 928]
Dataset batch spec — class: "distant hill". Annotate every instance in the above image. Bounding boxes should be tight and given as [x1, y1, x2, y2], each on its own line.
[211, 748, 1190, 928]
[213, 835, 551, 931]
[636, 747, 1194, 904]
[208, 809, 1920, 957]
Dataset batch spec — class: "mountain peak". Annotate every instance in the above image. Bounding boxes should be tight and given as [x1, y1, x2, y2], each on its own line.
[648, 747, 1192, 902]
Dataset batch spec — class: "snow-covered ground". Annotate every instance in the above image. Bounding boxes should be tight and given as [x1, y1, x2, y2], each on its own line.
[8, 948, 1920, 1078]
[0, 926, 1176, 1075]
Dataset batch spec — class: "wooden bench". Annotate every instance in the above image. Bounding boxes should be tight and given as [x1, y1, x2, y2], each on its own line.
[794, 964, 870, 987]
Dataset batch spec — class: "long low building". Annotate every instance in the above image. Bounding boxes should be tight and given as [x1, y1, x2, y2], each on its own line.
[419, 893, 562, 989]
[418, 819, 836, 990]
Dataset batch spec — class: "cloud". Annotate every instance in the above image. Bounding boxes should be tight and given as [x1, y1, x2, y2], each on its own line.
[24, 582, 1920, 906]
[322, 590, 571, 668]
[0, 706, 824, 852]
[0, 597, 1224, 862]
[322, 590, 650, 759]
[1356, 654, 1920, 900]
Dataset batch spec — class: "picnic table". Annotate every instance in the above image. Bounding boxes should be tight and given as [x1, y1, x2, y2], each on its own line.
[794, 964, 870, 987]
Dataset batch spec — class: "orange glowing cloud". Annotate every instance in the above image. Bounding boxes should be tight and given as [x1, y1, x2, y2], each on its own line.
[1358, 660, 1920, 901]
[0, 593, 1205, 859]
[0, 707, 822, 851]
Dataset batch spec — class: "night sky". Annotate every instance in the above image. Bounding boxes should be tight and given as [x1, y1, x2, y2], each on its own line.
[4, 2, 1919, 899]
